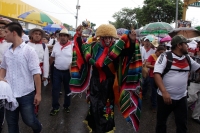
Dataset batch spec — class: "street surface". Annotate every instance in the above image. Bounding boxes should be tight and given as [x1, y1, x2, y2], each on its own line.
[2, 83, 200, 133]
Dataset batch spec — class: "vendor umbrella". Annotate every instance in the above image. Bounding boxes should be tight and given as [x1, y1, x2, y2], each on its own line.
[0, 17, 12, 24]
[117, 28, 128, 36]
[43, 24, 65, 33]
[18, 10, 54, 24]
[140, 22, 173, 37]
[168, 27, 200, 39]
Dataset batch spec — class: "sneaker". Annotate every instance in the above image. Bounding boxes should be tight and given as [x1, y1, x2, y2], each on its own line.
[50, 108, 60, 116]
[64, 107, 70, 113]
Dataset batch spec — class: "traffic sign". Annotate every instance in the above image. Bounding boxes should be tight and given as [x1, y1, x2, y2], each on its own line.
[189, 2, 200, 7]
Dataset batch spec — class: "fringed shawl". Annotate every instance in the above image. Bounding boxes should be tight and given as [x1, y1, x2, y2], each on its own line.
[70, 32, 142, 132]
[119, 33, 142, 132]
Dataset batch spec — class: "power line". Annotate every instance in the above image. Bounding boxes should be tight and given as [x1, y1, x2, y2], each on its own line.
[57, 0, 76, 14]
[47, 0, 75, 15]
[131, 0, 141, 6]
[37, 9, 74, 14]
[53, 0, 76, 15]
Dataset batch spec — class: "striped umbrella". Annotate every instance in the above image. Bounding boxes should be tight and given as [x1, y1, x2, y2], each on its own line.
[0, 17, 12, 24]
[140, 22, 173, 37]
[43, 24, 65, 33]
[18, 10, 54, 24]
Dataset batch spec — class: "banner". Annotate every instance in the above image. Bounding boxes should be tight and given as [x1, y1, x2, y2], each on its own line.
[178, 20, 191, 28]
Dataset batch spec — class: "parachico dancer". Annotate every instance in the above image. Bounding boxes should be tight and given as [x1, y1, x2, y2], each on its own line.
[70, 24, 142, 132]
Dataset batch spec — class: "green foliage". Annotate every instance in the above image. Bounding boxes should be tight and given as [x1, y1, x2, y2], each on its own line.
[110, 0, 183, 28]
[63, 23, 74, 30]
[109, 7, 140, 29]
[195, 26, 200, 31]
[90, 22, 96, 29]
[140, 0, 183, 25]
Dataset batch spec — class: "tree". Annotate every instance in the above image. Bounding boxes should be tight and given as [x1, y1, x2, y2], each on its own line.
[110, 0, 183, 28]
[109, 8, 140, 29]
[90, 22, 96, 28]
[138, 0, 183, 25]
[63, 23, 74, 31]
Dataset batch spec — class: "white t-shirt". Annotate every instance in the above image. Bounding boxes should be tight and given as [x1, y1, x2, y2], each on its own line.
[154, 52, 200, 100]
[27, 42, 49, 78]
[51, 42, 73, 70]
[141, 47, 156, 63]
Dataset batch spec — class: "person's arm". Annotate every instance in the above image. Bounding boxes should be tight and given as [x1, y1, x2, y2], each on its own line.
[0, 68, 6, 82]
[33, 74, 41, 106]
[28, 48, 42, 106]
[146, 62, 154, 69]
[0, 54, 7, 82]
[154, 73, 172, 104]
[146, 55, 154, 69]
[49, 45, 56, 65]
[154, 53, 172, 104]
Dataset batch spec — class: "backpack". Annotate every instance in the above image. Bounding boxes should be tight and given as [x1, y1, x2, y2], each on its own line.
[162, 51, 191, 77]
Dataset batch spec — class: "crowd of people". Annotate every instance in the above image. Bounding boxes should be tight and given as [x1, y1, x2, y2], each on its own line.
[0, 17, 200, 133]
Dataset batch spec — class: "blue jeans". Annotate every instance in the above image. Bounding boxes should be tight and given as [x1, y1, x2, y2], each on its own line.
[52, 68, 71, 109]
[6, 91, 42, 133]
[149, 77, 157, 108]
[142, 76, 150, 97]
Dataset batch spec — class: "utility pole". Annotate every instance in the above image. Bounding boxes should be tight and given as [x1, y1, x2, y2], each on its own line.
[75, 0, 80, 28]
[175, 0, 178, 28]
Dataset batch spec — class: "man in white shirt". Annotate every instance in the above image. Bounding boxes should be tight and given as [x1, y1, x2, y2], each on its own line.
[0, 17, 12, 132]
[49, 28, 73, 116]
[154, 35, 200, 133]
[27, 28, 49, 81]
[27, 28, 49, 116]
[0, 22, 42, 133]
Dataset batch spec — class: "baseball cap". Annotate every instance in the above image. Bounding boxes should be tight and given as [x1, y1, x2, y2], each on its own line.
[144, 35, 155, 43]
[171, 35, 190, 46]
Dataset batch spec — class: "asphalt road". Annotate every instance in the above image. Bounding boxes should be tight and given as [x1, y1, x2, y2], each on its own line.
[2, 83, 200, 133]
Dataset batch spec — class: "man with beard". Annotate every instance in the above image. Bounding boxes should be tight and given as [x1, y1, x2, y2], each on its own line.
[154, 35, 200, 133]
[27, 28, 49, 116]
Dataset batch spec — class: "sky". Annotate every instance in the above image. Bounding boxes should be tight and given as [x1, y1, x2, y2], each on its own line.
[21, 0, 200, 28]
